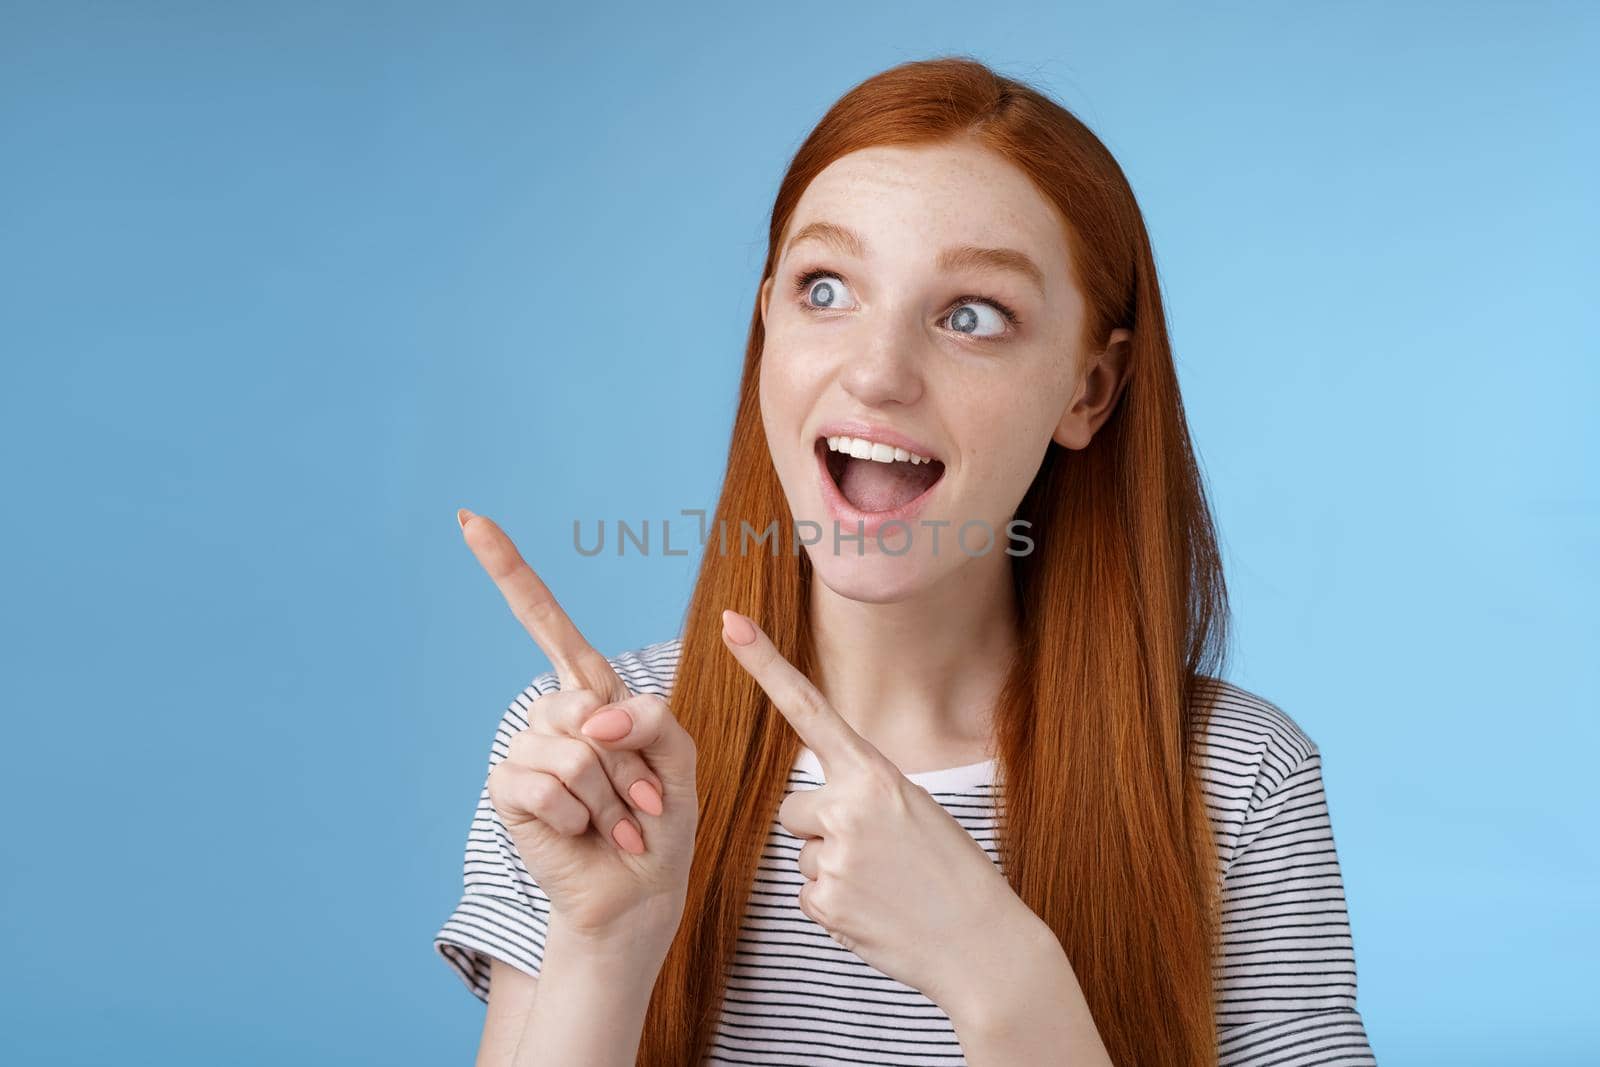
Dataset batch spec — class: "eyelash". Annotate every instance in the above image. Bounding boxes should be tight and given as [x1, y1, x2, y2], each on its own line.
[789, 267, 1023, 339]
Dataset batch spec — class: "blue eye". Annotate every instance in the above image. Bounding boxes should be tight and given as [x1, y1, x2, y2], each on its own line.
[788, 267, 1022, 342]
[945, 302, 1009, 339]
[794, 271, 857, 311]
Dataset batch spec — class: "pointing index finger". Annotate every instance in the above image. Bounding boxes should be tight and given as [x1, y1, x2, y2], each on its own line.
[720, 609, 872, 776]
[459, 509, 628, 701]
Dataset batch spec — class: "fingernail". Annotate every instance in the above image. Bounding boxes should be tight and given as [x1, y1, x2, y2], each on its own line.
[581, 707, 633, 740]
[629, 779, 663, 816]
[456, 507, 474, 529]
[721, 609, 756, 646]
[611, 818, 645, 854]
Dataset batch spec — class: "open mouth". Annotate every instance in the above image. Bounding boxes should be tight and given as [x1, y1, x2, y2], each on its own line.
[816, 434, 946, 514]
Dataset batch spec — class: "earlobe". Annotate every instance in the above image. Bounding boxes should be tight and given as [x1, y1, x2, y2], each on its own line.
[1051, 410, 1088, 451]
[1051, 328, 1134, 451]
[1050, 375, 1092, 450]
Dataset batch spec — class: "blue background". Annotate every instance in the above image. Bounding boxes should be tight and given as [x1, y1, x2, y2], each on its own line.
[3, 2, 1595, 1063]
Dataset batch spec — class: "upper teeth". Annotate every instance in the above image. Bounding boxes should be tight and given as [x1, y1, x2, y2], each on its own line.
[826, 435, 935, 465]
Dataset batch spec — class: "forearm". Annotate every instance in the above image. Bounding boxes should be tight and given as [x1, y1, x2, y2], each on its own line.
[944, 910, 1114, 1067]
[513, 918, 672, 1067]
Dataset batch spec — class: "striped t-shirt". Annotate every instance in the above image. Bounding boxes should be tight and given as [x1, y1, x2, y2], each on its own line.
[435, 637, 1377, 1065]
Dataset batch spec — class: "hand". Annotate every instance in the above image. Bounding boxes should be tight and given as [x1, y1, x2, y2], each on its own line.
[458, 508, 698, 948]
[718, 608, 1025, 1013]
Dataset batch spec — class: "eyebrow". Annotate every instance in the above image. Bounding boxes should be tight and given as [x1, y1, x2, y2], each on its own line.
[782, 220, 1046, 296]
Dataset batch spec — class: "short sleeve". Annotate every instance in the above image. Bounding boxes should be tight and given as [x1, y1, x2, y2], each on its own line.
[1215, 742, 1378, 1066]
[433, 672, 560, 1003]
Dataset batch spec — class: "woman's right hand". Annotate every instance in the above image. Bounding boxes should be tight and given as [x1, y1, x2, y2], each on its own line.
[458, 508, 699, 949]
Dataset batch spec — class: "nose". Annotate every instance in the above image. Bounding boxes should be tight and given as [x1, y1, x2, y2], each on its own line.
[838, 310, 925, 408]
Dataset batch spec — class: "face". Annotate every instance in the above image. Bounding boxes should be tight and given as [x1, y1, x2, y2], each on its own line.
[757, 137, 1130, 604]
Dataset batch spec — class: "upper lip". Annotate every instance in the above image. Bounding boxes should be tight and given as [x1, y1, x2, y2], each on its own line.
[814, 419, 943, 463]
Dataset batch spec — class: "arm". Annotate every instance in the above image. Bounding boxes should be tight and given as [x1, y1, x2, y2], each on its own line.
[948, 741, 1376, 1066]
[497, 918, 672, 1067]
[478, 961, 538, 1067]
[474, 923, 676, 1067]
[1214, 742, 1376, 1065]
[944, 906, 1114, 1067]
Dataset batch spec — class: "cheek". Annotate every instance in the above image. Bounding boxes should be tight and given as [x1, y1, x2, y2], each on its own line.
[757, 352, 790, 436]
[759, 341, 826, 426]
[954, 371, 1071, 483]
[757, 351, 805, 467]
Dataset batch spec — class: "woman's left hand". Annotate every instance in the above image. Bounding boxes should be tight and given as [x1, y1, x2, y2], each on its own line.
[718, 608, 1041, 1015]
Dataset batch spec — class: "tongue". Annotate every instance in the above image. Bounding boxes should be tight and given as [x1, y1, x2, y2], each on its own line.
[838, 456, 940, 512]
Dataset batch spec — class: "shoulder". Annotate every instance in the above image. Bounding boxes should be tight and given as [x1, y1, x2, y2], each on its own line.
[1191, 675, 1319, 783]
[1189, 677, 1324, 869]
[1195, 680, 1371, 1039]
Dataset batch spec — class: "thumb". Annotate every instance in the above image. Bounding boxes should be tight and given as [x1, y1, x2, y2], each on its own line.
[579, 692, 697, 784]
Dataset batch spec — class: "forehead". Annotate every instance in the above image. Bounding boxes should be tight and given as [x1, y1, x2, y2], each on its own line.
[782, 140, 1073, 284]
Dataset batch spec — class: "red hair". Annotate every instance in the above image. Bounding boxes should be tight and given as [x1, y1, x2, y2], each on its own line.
[640, 55, 1230, 1066]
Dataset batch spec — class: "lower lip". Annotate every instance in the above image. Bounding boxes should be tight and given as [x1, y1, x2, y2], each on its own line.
[813, 440, 946, 543]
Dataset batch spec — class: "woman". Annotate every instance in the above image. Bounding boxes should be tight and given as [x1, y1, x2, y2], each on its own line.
[435, 56, 1377, 1066]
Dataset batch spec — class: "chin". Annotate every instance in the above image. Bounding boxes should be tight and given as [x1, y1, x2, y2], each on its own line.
[801, 537, 945, 605]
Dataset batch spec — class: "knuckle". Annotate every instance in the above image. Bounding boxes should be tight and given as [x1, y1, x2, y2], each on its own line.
[531, 686, 600, 725]
[610, 753, 653, 791]
[512, 595, 558, 634]
[505, 727, 537, 762]
[549, 737, 598, 784]
[525, 775, 573, 825]
[634, 694, 698, 763]
[796, 690, 836, 729]
[564, 692, 610, 735]
[807, 881, 836, 925]
[865, 764, 903, 801]
[578, 651, 622, 691]
[824, 791, 878, 835]
[535, 689, 600, 732]
[630, 693, 668, 727]
[486, 764, 512, 807]
[599, 806, 631, 840]
[521, 774, 554, 810]
[823, 804, 861, 836]
[667, 704, 695, 751]
[524, 692, 555, 726]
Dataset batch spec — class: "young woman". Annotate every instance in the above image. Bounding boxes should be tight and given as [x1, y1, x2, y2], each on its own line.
[435, 56, 1376, 1067]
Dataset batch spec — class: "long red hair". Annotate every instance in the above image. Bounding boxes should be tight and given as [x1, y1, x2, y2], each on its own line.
[639, 55, 1230, 1066]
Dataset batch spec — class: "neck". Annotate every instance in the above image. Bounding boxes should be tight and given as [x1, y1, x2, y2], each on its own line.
[807, 549, 1018, 767]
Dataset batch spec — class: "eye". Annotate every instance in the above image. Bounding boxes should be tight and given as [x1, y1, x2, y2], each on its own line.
[793, 270, 858, 312]
[789, 268, 1022, 342]
[942, 300, 1012, 340]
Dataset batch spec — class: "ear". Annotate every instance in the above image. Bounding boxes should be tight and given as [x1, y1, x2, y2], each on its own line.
[1052, 328, 1133, 450]
[758, 274, 775, 331]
